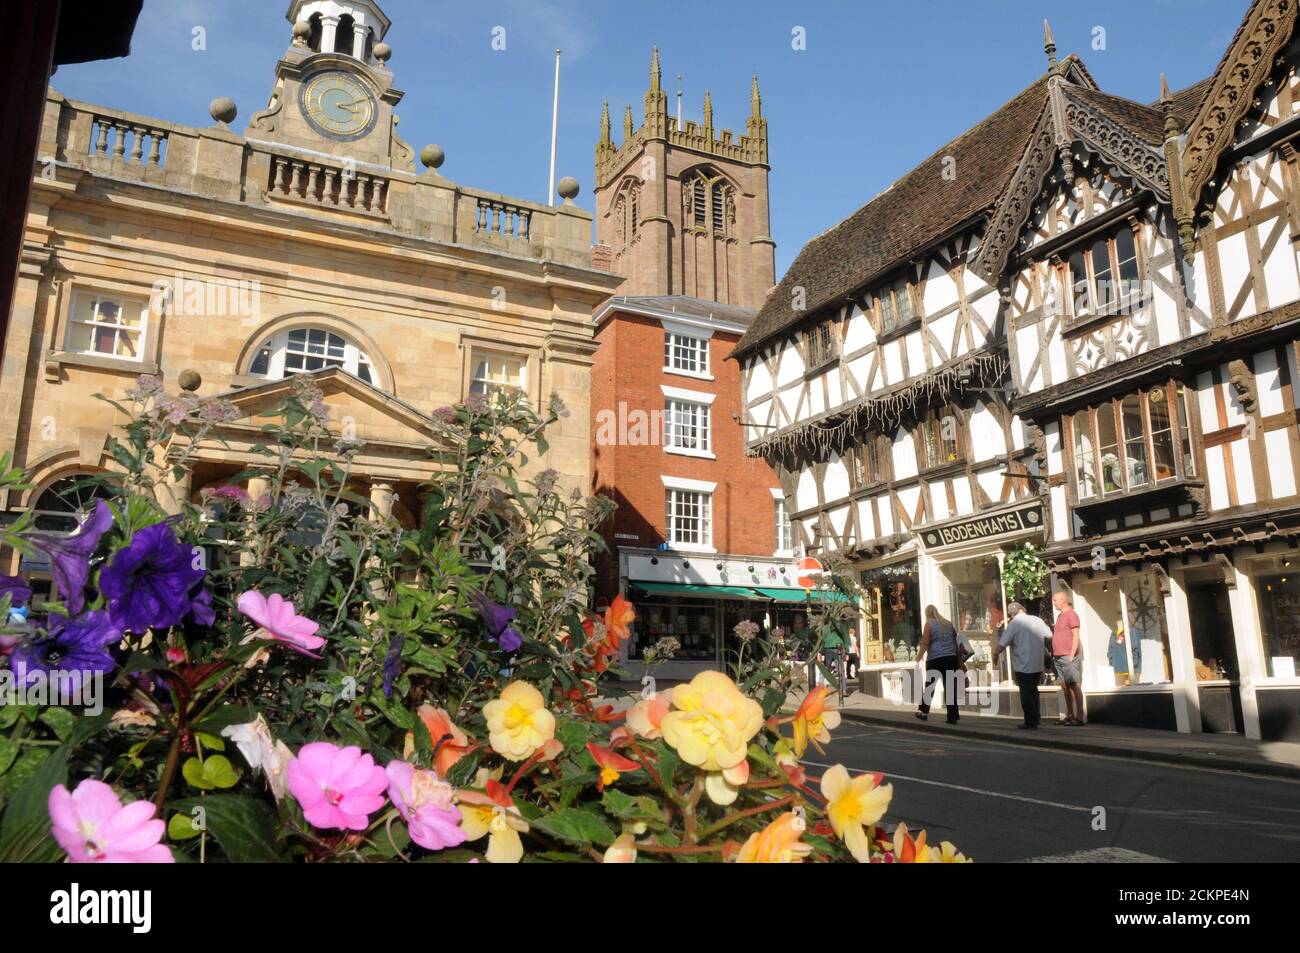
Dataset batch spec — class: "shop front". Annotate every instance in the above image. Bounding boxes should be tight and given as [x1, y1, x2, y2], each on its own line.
[1050, 539, 1300, 740]
[852, 499, 1050, 716]
[618, 548, 819, 681]
[917, 499, 1052, 719]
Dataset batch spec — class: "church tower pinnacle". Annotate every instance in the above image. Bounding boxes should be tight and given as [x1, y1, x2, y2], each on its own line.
[594, 50, 776, 309]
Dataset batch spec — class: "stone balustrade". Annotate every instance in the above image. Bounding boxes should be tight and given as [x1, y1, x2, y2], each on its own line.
[40, 91, 594, 269]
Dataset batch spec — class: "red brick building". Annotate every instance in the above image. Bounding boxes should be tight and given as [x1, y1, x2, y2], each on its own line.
[590, 55, 808, 678]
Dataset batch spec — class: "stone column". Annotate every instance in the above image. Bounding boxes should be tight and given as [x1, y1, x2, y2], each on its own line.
[320, 16, 340, 54]
[155, 467, 192, 516]
[241, 475, 271, 567]
[369, 481, 395, 522]
[351, 23, 369, 60]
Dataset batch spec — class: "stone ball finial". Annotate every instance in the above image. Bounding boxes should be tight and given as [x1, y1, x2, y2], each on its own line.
[209, 97, 237, 126]
[373, 42, 392, 63]
[420, 144, 445, 171]
[291, 20, 311, 45]
[178, 369, 202, 392]
[557, 176, 580, 201]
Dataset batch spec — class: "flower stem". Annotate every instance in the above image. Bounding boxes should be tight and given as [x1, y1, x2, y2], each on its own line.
[697, 794, 796, 840]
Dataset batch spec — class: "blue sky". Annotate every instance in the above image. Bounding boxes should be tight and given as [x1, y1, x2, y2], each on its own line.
[54, 0, 1245, 276]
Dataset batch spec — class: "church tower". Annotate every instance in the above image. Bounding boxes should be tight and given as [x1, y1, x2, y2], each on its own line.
[594, 51, 775, 309]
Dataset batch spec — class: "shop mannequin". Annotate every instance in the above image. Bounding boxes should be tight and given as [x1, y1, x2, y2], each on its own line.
[1108, 623, 1141, 686]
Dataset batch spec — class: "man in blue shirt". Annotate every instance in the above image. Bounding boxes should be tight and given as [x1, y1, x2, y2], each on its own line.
[992, 602, 1050, 729]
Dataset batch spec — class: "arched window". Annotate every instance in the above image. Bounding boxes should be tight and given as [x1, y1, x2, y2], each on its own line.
[30, 475, 116, 533]
[248, 326, 376, 385]
[20, 475, 118, 580]
[684, 171, 733, 236]
[307, 14, 323, 52]
[612, 180, 641, 250]
[334, 14, 356, 54]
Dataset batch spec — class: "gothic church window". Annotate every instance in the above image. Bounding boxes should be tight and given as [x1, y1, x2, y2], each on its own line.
[684, 170, 734, 236]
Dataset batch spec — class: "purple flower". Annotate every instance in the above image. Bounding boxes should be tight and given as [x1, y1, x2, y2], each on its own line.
[0, 574, 31, 608]
[187, 586, 215, 626]
[382, 633, 405, 699]
[23, 501, 114, 614]
[99, 522, 205, 633]
[469, 591, 522, 653]
[10, 610, 121, 693]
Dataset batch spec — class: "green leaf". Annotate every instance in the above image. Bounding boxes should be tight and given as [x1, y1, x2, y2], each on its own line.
[556, 718, 590, 754]
[195, 732, 225, 752]
[444, 749, 480, 788]
[168, 795, 284, 862]
[530, 807, 615, 848]
[302, 559, 330, 612]
[0, 738, 18, 777]
[39, 708, 75, 741]
[167, 811, 203, 841]
[0, 745, 64, 854]
[182, 755, 240, 790]
[600, 788, 664, 825]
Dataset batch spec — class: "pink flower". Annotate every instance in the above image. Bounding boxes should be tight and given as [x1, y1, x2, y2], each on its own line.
[48, 779, 174, 863]
[237, 590, 325, 658]
[286, 742, 388, 830]
[385, 760, 467, 852]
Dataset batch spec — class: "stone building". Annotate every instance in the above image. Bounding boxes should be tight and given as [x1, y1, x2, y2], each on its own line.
[736, 1, 1300, 741]
[590, 55, 831, 679]
[1, 0, 619, 590]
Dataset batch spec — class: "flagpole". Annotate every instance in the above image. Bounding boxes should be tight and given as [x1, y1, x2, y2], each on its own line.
[548, 48, 561, 206]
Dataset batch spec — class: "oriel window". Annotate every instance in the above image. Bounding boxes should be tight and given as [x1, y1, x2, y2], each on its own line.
[1067, 382, 1195, 499]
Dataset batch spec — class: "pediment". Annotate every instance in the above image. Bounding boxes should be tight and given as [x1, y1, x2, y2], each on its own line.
[214, 368, 446, 451]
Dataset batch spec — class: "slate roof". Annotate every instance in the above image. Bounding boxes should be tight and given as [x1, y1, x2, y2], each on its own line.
[602, 294, 757, 325]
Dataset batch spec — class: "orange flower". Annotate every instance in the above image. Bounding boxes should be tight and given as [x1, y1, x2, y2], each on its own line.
[736, 811, 814, 863]
[586, 742, 640, 791]
[791, 685, 841, 757]
[409, 705, 473, 777]
[892, 822, 933, 863]
[625, 691, 671, 740]
[603, 594, 636, 650]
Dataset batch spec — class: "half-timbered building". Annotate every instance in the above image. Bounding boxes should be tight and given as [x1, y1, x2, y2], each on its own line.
[735, 1, 1300, 741]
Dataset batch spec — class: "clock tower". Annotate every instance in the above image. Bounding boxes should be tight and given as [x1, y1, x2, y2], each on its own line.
[247, 0, 414, 172]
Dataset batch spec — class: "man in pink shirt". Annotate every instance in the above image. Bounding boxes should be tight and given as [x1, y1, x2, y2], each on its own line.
[1052, 589, 1085, 725]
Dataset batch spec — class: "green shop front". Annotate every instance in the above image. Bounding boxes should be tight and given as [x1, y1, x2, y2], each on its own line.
[617, 548, 850, 680]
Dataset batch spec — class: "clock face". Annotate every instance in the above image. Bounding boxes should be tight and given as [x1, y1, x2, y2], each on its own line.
[299, 71, 377, 140]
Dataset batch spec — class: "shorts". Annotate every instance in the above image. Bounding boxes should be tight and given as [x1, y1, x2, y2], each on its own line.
[1053, 654, 1082, 685]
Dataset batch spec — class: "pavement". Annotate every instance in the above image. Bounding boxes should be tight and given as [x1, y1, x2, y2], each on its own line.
[807, 687, 1300, 781]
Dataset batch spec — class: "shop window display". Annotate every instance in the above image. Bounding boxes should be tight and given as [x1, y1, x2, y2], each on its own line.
[629, 599, 717, 662]
[1257, 573, 1300, 678]
[861, 563, 921, 663]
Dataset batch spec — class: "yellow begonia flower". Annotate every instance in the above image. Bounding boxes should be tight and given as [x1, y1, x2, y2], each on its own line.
[791, 685, 841, 757]
[820, 764, 893, 863]
[704, 760, 750, 806]
[458, 790, 529, 864]
[483, 681, 556, 762]
[736, 811, 814, 863]
[934, 840, 971, 863]
[659, 671, 763, 772]
[603, 833, 637, 863]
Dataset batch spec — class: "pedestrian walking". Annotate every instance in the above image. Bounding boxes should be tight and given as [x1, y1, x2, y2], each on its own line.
[1051, 589, 1086, 725]
[821, 622, 846, 695]
[916, 605, 962, 724]
[992, 602, 1050, 729]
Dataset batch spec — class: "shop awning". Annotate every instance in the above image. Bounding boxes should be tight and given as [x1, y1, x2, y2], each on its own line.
[751, 586, 855, 605]
[629, 581, 767, 600]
